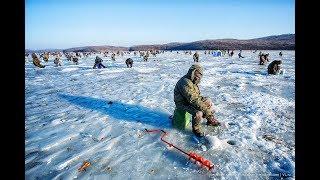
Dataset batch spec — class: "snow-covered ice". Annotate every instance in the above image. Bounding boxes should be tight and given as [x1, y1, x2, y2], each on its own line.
[25, 50, 295, 179]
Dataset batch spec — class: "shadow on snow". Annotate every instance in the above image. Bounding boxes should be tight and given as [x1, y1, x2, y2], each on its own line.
[58, 93, 171, 129]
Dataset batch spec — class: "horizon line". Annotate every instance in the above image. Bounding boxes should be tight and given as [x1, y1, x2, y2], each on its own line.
[26, 33, 295, 51]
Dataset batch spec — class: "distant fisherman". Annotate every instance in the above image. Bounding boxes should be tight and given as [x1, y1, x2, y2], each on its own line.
[111, 53, 116, 61]
[125, 58, 133, 68]
[54, 56, 61, 67]
[32, 53, 45, 68]
[222, 50, 226, 56]
[238, 50, 244, 58]
[72, 56, 79, 65]
[76, 52, 81, 58]
[43, 52, 49, 62]
[259, 53, 269, 65]
[230, 50, 234, 57]
[268, 60, 283, 75]
[193, 52, 199, 62]
[140, 51, 145, 57]
[143, 54, 149, 61]
[152, 51, 156, 57]
[93, 56, 106, 69]
[66, 54, 72, 61]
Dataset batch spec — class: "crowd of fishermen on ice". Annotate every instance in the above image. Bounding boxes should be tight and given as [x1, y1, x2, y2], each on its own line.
[26, 49, 284, 75]
[26, 49, 286, 137]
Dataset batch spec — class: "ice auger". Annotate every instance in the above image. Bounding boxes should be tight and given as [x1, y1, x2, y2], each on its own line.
[145, 129, 214, 171]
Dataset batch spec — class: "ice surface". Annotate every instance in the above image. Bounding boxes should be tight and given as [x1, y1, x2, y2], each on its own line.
[25, 50, 295, 179]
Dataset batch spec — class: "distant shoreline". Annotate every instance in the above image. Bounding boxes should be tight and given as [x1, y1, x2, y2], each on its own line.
[26, 34, 295, 53]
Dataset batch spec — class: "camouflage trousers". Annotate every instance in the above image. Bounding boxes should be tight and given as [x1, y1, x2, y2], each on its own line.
[177, 99, 214, 132]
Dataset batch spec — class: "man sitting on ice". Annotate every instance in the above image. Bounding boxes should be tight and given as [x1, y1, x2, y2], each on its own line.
[125, 58, 133, 68]
[268, 60, 284, 75]
[32, 53, 45, 68]
[173, 64, 220, 137]
[93, 56, 106, 69]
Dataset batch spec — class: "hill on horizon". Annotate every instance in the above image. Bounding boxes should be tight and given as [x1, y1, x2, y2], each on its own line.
[26, 34, 294, 53]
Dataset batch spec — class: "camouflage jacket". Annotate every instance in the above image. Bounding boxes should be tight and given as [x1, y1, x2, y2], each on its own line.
[174, 64, 213, 119]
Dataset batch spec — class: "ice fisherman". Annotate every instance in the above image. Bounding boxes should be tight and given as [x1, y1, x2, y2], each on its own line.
[193, 52, 199, 62]
[125, 58, 133, 68]
[143, 52, 149, 61]
[259, 53, 270, 65]
[43, 52, 49, 62]
[230, 50, 234, 57]
[238, 50, 244, 58]
[54, 56, 61, 66]
[32, 53, 45, 68]
[111, 53, 116, 61]
[268, 60, 283, 75]
[93, 56, 106, 69]
[72, 56, 79, 65]
[76, 52, 82, 58]
[173, 64, 220, 137]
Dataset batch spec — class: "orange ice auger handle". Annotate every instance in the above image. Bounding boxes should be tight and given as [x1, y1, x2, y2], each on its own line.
[145, 129, 214, 171]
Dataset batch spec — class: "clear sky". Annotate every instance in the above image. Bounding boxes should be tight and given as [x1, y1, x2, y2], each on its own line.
[25, 0, 295, 50]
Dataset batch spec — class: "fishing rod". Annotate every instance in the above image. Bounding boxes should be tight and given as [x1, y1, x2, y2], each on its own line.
[145, 129, 214, 171]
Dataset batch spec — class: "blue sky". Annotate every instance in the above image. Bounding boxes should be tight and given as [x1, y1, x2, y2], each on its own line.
[25, 0, 295, 49]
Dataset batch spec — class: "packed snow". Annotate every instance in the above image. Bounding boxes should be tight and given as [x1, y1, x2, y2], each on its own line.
[25, 50, 295, 179]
